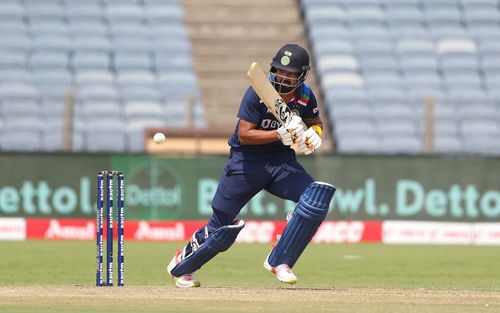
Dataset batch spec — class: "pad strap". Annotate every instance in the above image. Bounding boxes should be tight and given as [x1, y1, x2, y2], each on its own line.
[170, 220, 245, 277]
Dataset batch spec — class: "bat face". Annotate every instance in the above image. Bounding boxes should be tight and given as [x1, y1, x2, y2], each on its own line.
[274, 98, 292, 125]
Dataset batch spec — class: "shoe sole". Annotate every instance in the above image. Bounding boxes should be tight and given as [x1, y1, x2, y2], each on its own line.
[174, 277, 201, 289]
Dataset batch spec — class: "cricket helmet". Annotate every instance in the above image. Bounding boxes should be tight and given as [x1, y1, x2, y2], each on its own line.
[270, 44, 311, 94]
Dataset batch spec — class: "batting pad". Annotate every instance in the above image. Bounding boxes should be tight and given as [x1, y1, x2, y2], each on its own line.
[268, 182, 335, 268]
[170, 220, 245, 277]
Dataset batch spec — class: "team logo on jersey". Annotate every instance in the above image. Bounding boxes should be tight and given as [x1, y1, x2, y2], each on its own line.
[280, 55, 290, 66]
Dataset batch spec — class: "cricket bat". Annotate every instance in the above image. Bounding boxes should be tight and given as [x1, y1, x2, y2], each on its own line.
[246, 62, 295, 127]
[246, 62, 311, 154]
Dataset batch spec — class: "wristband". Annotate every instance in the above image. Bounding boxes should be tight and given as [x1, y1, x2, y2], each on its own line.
[311, 125, 323, 138]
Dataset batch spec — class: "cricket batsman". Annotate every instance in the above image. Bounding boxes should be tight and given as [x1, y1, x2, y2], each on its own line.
[167, 43, 336, 288]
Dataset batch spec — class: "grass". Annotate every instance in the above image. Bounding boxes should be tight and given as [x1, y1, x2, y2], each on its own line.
[0, 241, 499, 312]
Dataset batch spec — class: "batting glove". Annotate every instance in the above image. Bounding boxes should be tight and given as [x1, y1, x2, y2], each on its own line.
[277, 115, 305, 146]
[297, 127, 322, 154]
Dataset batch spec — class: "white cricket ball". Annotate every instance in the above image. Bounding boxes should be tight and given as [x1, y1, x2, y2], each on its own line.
[153, 132, 166, 144]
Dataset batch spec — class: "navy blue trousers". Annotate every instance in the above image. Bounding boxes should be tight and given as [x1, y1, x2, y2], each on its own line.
[208, 149, 313, 231]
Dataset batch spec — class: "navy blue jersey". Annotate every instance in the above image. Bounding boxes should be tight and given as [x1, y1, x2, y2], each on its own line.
[228, 83, 319, 155]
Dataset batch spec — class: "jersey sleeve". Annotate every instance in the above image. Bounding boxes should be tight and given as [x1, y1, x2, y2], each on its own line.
[237, 87, 263, 125]
[301, 90, 319, 120]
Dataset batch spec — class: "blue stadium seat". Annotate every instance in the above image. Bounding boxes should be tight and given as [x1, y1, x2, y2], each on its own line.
[72, 52, 111, 71]
[120, 86, 162, 102]
[360, 55, 398, 73]
[77, 100, 122, 119]
[364, 73, 402, 89]
[86, 131, 128, 152]
[30, 51, 68, 70]
[433, 120, 460, 136]
[113, 52, 152, 71]
[154, 53, 193, 72]
[462, 136, 500, 155]
[396, 39, 435, 56]
[0, 83, 39, 102]
[446, 87, 487, 105]
[457, 104, 498, 120]
[1, 129, 42, 152]
[379, 135, 422, 155]
[75, 70, 115, 88]
[144, 4, 184, 25]
[434, 134, 463, 154]
[72, 36, 112, 53]
[310, 26, 351, 43]
[112, 37, 151, 53]
[348, 6, 387, 28]
[77, 85, 119, 102]
[440, 54, 479, 72]
[314, 39, 355, 56]
[0, 51, 27, 70]
[29, 20, 69, 37]
[110, 23, 151, 39]
[376, 120, 418, 137]
[366, 87, 407, 103]
[66, 7, 103, 24]
[336, 134, 380, 154]
[400, 55, 439, 73]
[372, 103, 415, 119]
[105, 4, 144, 24]
[355, 39, 394, 56]
[329, 103, 371, 120]
[335, 118, 376, 137]
[305, 6, 348, 28]
[123, 101, 165, 119]
[324, 86, 366, 105]
[1, 100, 40, 119]
[26, 3, 64, 21]
[0, 34, 32, 52]
[317, 55, 359, 75]
[117, 70, 157, 88]
[158, 71, 199, 99]
[0, 3, 25, 21]
[69, 22, 107, 37]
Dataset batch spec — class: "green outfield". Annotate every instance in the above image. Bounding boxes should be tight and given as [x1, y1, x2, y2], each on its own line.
[0, 241, 499, 313]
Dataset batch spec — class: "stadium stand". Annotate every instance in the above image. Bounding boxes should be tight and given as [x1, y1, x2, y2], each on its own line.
[1, 0, 498, 156]
[302, 0, 500, 155]
[0, 0, 205, 153]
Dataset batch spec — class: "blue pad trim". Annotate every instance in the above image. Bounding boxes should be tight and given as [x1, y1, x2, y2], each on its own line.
[170, 220, 245, 276]
[268, 182, 335, 268]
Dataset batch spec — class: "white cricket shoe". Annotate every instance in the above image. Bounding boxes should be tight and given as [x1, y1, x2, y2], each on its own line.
[264, 255, 297, 285]
[167, 250, 201, 288]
